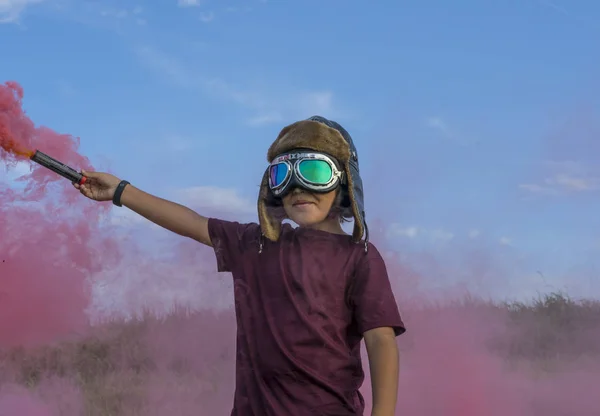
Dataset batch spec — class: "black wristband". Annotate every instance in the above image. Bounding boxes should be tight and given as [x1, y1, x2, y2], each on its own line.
[112, 180, 130, 207]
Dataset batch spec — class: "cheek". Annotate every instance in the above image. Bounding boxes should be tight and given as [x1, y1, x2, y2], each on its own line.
[314, 196, 335, 213]
[321, 193, 338, 207]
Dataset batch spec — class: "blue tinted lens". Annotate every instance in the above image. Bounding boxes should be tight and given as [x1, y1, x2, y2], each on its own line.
[269, 163, 289, 187]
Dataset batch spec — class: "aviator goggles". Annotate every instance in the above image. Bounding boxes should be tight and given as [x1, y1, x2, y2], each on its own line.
[268, 152, 344, 197]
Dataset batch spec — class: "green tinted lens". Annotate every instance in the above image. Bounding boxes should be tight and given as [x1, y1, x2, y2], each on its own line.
[298, 159, 333, 184]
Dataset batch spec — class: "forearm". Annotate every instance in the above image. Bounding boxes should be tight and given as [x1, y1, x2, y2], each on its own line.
[120, 184, 210, 245]
[365, 331, 399, 416]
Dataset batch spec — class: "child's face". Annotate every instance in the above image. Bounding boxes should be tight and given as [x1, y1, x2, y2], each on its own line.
[282, 187, 338, 228]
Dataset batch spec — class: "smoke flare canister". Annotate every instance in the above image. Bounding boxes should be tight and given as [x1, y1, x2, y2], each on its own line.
[30, 150, 87, 185]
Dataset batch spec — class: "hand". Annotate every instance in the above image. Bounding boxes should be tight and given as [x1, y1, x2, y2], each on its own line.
[73, 170, 122, 202]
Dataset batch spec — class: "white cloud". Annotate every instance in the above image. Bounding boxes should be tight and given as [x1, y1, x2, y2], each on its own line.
[178, 0, 200, 7]
[98, 5, 146, 26]
[519, 160, 600, 196]
[499, 237, 512, 245]
[425, 116, 476, 146]
[429, 228, 454, 242]
[108, 185, 255, 229]
[536, 0, 569, 16]
[199, 11, 214, 22]
[551, 173, 598, 191]
[108, 206, 151, 227]
[390, 224, 419, 238]
[135, 46, 341, 126]
[247, 113, 283, 126]
[174, 186, 255, 216]
[534, 0, 592, 28]
[100, 8, 127, 19]
[518, 183, 560, 196]
[0, 0, 44, 23]
[426, 117, 451, 135]
[225, 6, 253, 13]
[389, 224, 454, 242]
[468, 229, 480, 239]
[0, 160, 31, 183]
[42, 2, 147, 31]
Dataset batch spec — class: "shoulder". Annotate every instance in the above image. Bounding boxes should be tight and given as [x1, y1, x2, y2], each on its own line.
[352, 241, 389, 273]
[206, 219, 262, 272]
[207, 218, 262, 243]
[352, 240, 385, 261]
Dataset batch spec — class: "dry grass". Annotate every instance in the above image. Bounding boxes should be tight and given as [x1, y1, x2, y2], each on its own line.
[0, 293, 598, 415]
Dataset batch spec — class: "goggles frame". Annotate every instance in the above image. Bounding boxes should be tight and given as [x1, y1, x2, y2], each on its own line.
[268, 152, 344, 197]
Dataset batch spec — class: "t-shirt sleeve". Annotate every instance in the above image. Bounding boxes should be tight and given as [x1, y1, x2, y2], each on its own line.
[349, 243, 406, 336]
[207, 217, 261, 273]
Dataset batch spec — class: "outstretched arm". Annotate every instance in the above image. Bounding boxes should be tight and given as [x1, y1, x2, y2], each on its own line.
[364, 326, 399, 416]
[74, 170, 212, 246]
[120, 184, 212, 246]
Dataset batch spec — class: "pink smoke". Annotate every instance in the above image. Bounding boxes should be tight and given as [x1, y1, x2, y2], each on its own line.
[0, 81, 599, 415]
[0, 80, 118, 348]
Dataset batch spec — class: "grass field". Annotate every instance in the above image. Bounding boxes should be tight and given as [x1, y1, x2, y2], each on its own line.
[1, 292, 599, 415]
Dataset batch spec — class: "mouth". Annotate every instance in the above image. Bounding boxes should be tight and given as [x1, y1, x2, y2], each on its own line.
[292, 200, 315, 206]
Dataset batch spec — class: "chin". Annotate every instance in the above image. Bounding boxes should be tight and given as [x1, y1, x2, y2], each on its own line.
[285, 203, 328, 227]
[287, 209, 326, 227]
[288, 214, 324, 227]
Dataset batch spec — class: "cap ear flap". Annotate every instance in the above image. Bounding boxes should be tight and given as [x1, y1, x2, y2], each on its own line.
[258, 168, 282, 241]
[341, 186, 351, 208]
[266, 190, 283, 207]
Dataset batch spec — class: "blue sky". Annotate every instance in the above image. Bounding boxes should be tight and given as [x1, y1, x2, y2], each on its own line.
[2, 0, 600, 302]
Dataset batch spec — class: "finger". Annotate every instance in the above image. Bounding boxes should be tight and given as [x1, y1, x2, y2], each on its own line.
[81, 170, 99, 178]
[81, 188, 93, 199]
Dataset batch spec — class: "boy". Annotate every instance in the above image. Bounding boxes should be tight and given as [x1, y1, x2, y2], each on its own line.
[75, 116, 405, 416]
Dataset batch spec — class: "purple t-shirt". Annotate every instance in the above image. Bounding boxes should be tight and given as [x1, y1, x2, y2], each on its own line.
[207, 218, 405, 416]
